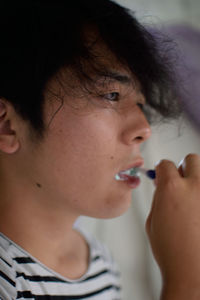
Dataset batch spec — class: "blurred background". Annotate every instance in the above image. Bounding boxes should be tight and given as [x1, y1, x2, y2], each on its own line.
[78, 1, 200, 299]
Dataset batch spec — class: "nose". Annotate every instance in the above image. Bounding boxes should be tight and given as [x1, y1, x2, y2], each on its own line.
[121, 105, 152, 145]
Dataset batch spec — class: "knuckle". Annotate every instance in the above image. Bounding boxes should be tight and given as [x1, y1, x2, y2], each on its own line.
[156, 160, 175, 174]
[185, 153, 200, 161]
[156, 159, 171, 169]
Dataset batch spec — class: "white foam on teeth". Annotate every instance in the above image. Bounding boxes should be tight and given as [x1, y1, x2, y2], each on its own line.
[115, 174, 125, 181]
[115, 167, 141, 181]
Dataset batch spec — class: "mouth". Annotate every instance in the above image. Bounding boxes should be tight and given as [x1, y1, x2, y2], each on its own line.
[115, 166, 141, 181]
[114, 160, 144, 189]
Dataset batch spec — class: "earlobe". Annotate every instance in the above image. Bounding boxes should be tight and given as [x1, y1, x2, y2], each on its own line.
[0, 100, 20, 154]
[0, 135, 20, 154]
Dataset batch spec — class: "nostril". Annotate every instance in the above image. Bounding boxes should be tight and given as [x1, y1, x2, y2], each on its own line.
[134, 127, 151, 142]
[122, 116, 151, 145]
[135, 136, 143, 141]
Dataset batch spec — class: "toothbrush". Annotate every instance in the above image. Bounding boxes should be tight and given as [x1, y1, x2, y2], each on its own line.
[115, 167, 156, 181]
[135, 167, 156, 180]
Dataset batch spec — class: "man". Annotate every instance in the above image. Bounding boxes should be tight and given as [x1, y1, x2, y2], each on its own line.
[0, 0, 200, 299]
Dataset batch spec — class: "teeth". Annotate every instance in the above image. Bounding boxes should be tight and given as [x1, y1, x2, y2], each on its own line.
[115, 173, 124, 181]
[115, 167, 141, 181]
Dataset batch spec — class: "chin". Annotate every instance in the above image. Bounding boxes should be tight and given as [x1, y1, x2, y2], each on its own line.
[95, 194, 132, 219]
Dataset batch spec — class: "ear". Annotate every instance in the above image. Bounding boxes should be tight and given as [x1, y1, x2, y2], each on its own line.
[0, 99, 20, 154]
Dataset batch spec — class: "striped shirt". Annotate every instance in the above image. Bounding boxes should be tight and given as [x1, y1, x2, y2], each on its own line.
[0, 230, 121, 299]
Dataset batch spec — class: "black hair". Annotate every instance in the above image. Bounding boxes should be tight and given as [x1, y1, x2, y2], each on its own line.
[0, 0, 180, 136]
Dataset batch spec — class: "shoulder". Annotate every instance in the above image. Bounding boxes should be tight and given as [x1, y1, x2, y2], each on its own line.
[0, 234, 17, 300]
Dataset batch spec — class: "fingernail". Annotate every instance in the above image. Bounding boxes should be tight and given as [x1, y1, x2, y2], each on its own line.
[178, 158, 184, 167]
[178, 158, 186, 173]
[154, 160, 162, 167]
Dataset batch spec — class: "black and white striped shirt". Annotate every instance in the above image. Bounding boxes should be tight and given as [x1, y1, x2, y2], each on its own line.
[0, 230, 121, 299]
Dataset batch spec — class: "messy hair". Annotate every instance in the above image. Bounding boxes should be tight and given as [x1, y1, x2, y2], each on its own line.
[0, 0, 180, 136]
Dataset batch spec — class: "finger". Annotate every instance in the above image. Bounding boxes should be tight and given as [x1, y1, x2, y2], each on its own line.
[145, 210, 152, 237]
[155, 159, 180, 186]
[181, 153, 200, 178]
[145, 198, 156, 236]
[178, 164, 184, 177]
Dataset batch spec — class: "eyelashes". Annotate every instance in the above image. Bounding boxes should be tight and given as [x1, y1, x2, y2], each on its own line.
[94, 89, 152, 122]
[101, 92, 120, 101]
[97, 91, 146, 116]
[100, 92, 145, 112]
[137, 102, 144, 110]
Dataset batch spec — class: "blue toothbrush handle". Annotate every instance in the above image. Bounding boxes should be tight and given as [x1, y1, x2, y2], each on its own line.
[146, 169, 156, 179]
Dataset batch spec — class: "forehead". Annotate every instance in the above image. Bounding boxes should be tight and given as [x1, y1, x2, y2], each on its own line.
[74, 48, 138, 92]
[43, 41, 145, 125]
[45, 32, 142, 101]
[80, 28, 139, 86]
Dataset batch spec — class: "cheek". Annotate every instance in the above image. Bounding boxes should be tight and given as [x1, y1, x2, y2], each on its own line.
[43, 130, 110, 192]
[42, 109, 122, 196]
[52, 114, 118, 166]
[38, 129, 132, 218]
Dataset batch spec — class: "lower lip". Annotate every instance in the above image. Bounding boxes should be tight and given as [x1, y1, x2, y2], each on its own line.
[118, 175, 141, 189]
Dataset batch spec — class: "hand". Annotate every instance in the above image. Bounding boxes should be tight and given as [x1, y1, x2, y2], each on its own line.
[146, 154, 200, 299]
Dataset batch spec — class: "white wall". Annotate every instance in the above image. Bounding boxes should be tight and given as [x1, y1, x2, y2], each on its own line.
[80, 1, 200, 299]
[116, 0, 200, 28]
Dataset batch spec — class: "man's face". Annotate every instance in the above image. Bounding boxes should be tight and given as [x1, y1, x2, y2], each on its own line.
[25, 45, 151, 220]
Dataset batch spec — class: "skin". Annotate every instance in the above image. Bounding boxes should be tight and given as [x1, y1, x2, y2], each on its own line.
[0, 44, 151, 279]
[146, 154, 200, 299]
[0, 38, 200, 298]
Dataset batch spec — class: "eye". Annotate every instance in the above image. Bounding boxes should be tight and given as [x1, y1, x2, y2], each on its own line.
[137, 102, 144, 110]
[137, 102, 151, 122]
[103, 92, 119, 101]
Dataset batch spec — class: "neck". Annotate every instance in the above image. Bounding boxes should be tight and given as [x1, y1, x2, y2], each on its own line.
[0, 192, 90, 279]
[0, 193, 77, 252]
[0, 175, 84, 261]
[0, 153, 90, 279]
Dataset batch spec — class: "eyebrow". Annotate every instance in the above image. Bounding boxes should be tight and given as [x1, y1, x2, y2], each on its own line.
[98, 71, 132, 85]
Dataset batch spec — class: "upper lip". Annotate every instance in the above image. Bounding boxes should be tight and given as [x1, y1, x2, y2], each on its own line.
[119, 159, 144, 173]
